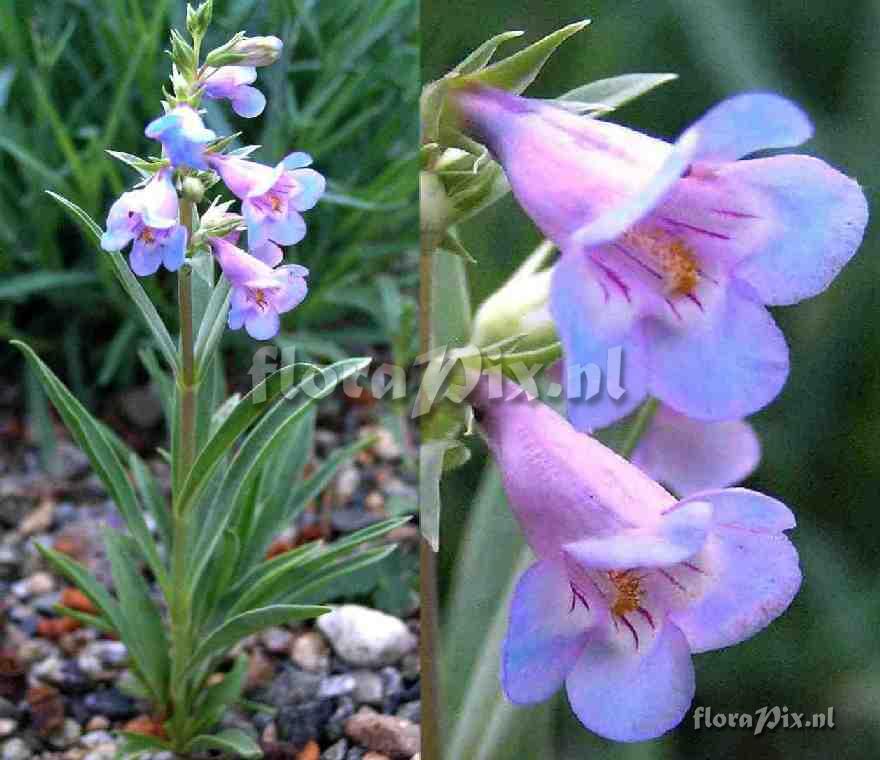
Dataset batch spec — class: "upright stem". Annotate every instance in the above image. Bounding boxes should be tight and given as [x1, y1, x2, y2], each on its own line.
[619, 396, 659, 459]
[419, 237, 442, 760]
[170, 199, 198, 745]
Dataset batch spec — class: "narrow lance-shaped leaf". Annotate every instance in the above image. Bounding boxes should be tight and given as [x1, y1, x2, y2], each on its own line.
[558, 72, 678, 112]
[457, 20, 590, 94]
[175, 361, 319, 516]
[188, 359, 371, 595]
[103, 529, 170, 705]
[188, 605, 329, 674]
[452, 30, 525, 75]
[186, 729, 262, 759]
[13, 341, 168, 590]
[242, 434, 375, 572]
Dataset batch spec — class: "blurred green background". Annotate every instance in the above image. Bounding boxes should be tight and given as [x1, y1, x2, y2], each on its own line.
[425, 1, 879, 758]
[0, 0, 418, 421]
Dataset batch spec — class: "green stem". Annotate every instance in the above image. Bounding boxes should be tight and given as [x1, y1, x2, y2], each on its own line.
[170, 199, 198, 748]
[619, 396, 659, 459]
[419, 232, 442, 760]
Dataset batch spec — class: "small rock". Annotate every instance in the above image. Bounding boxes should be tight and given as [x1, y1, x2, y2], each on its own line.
[345, 749, 365, 760]
[325, 697, 355, 742]
[80, 731, 113, 748]
[335, 467, 361, 502]
[83, 689, 136, 720]
[85, 641, 128, 668]
[331, 508, 380, 534]
[351, 671, 384, 706]
[47, 718, 81, 749]
[395, 701, 419, 724]
[76, 654, 105, 680]
[318, 674, 356, 699]
[19, 501, 55, 537]
[12, 572, 55, 598]
[276, 699, 334, 747]
[261, 627, 294, 654]
[0, 700, 17, 720]
[0, 545, 22, 582]
[1, 738, 30, 760]
[265, 666, 321, 707]
[378, 668, 402, 708]
[83, 744, 117, 760]
[57, 661, 92, 693]
[261, 721, 278, 745]
[344, 712, 420, 759]
[321, 739, 348, 760]
[364, 492, 385, 512]
[245, 648, 275, 692]
[317, 607, 416, 668]
[85, 716, 110, 731]
[0, 721, 16, 739]
[363, 753, 391, 760]
[291, 632, 330, 673]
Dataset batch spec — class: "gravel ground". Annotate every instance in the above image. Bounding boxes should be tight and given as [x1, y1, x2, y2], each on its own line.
[0, 389, 420, 760]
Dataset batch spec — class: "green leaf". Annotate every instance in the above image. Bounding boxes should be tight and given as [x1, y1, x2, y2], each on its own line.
[284, 545, 398, 605]
[128, 452, 172, 549]
[194, 277, 231, 373]
[452, 31, 526, 75]
[187, 728, 262, 758]
[190, 654, 249, 737]
[189, 606, 329, 673]
[188, 362, 369, 597]
[242, 434, 375, 570]
[117, 732, 173, 759]
[13, 341, 168, 590]
[458, 20, 590, 94]
[103, 529, 170, 704]
[45, 192, 179, 371]
[558, 72, 678, 112]
[139, 346, 174, 427]
[36, 543, 124, 634]
[176, 361, 315, 518]
[178, 358, 367, 520]
[53, 606, 116, 635]
[0, 270, 99, 302]
[232, 518, 409, 613]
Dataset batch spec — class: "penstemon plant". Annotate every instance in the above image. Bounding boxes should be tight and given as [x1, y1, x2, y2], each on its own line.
[421, 22, 868, 753]
[14, 3, 406, 757]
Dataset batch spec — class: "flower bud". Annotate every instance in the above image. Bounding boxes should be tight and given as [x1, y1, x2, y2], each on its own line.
[169, 29, 197, 80]
[205, 34, 283, 68]
[181, 176, 205, 203]
[197, 199, 244, 241]
[471, 241, 557, 351]
[186, 0, 213, 41]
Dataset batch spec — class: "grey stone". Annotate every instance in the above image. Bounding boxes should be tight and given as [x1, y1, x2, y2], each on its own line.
[47, 718, 82, 750]
[395, 701, 420, 724]
[351, 671, 384, 706]
[321, 739, 349, 760]
[290, 631, 330, 673]
[344, 711, 420, 759]
[0, 722, 16, 740]
[83, 689, 136, 720]
[276, 699, 334, 746]
[318, 674, 356, 699]
[1, 738, 30, 760]
[317, 606, 416, 667]
[324, 696, 355, 742]
[264, 666, 321, 707]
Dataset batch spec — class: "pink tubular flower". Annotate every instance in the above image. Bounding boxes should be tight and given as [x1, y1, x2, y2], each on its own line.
[201, 66, 266, 118]
[455, 87, 868, 429]
[209, 152, 325, 248]
[100, 169, 187, 276]
[470, 375, 800, 742]
[632, 406, 761, 496]
[211, 237, 308, 340]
